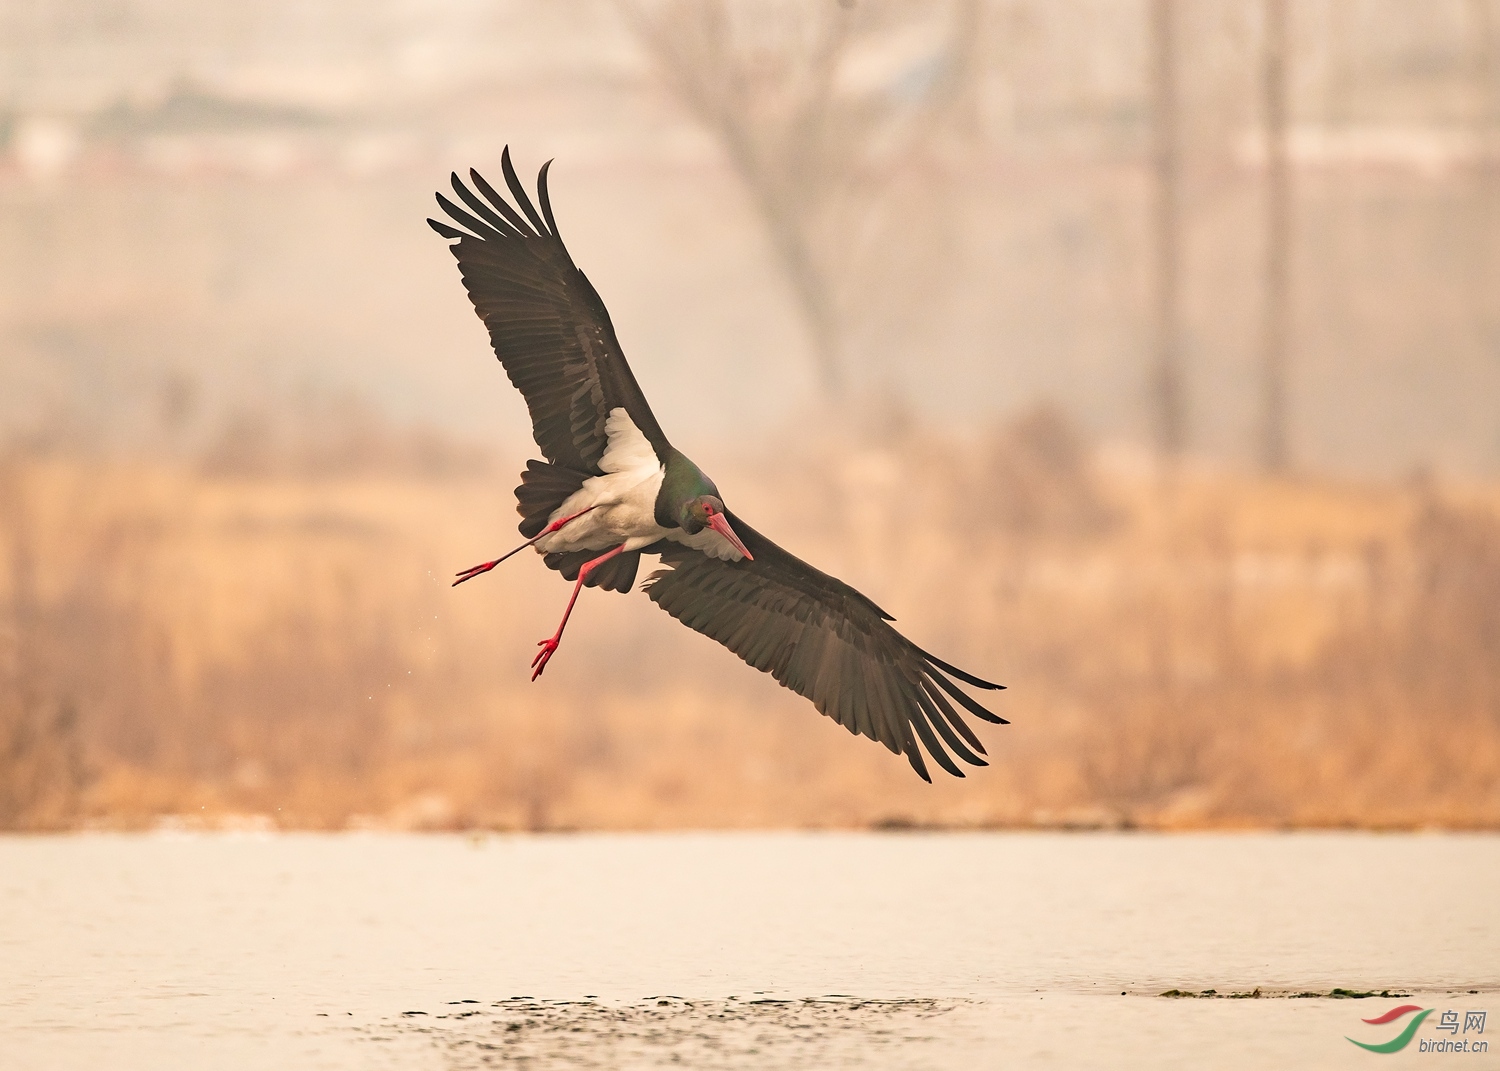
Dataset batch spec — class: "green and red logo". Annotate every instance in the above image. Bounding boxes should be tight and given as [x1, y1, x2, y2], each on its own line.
[1346, 1005, 1432, 1053]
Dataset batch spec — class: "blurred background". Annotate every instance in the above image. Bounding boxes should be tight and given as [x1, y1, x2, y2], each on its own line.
[1, 0, 1497, 832]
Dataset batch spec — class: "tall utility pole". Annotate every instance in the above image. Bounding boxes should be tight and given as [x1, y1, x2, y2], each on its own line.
[1259, 0, 1291, 472]
[1149, 0, 1185, 459]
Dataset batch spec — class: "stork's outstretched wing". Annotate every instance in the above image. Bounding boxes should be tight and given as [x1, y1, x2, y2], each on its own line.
[428, 148, 670, 474]
[643, 511, 1006, 781]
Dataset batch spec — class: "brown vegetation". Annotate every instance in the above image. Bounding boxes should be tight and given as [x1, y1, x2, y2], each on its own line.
[2, 411, 1498, 832]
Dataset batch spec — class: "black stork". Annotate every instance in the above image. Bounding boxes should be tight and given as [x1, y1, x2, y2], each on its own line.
[428, 148, 1006, 782]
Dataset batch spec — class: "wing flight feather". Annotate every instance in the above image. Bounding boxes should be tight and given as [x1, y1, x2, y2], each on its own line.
[643, 511, 1005, 781]
[428, 147, 671, 474]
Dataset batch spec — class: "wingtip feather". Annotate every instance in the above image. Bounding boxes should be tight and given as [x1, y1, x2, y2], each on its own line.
[922, 649, 1004, 690]
[450, 170, 527, 238]
[921, 677, 988, 758]
[900, 724, 932, 782]
[537, 158, 559, 238]
[467, 167, 538, 237]
[927, 666, 1007, 725]
[501, 145, 549, 235]
[906, 703, 962, 778]
[433, 191, 510, 243]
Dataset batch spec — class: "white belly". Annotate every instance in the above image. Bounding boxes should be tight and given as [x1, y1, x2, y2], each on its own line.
[534, 408, 668, 556]
[535, 472, 667, 555]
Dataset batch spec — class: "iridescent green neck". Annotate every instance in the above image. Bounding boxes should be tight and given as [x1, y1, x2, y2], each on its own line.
[654, 449, 720, 529]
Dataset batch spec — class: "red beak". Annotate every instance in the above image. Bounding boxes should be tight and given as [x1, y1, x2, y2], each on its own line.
[708, 513, 754, 561]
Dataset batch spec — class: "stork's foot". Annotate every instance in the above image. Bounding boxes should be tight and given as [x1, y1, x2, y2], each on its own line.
[454, 559, 500, 586]
[531, 636, 561, 680]
[527, 542, 623, 682]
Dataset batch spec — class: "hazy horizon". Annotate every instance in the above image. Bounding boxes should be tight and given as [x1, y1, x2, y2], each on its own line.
[4, 0, 1500, 477]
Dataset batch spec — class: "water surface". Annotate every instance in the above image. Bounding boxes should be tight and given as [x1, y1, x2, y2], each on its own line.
[2, 832, 1495, 1068]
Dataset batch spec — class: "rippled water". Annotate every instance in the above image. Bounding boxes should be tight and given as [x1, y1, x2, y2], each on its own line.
[2, 832, 1496, 1069]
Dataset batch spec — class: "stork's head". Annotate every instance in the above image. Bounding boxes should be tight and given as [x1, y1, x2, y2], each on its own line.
[681, 495, 753, 560]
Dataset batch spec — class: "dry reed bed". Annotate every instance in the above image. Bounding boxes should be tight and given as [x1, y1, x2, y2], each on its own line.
[2, 419, 1497, 830]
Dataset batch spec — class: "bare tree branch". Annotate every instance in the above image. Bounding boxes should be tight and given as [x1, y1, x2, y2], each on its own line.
[622, 0, 979, 398]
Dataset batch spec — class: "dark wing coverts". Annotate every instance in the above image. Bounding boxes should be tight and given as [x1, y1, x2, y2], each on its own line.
[644, 512, 1007, 782]
[427, 149, 670, 474]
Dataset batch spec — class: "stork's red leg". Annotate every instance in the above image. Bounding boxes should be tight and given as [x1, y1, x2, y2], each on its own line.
[453, 506, 597, 586]
[531, 543, 626, 680]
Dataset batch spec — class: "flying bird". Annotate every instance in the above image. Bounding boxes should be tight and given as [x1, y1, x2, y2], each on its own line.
[428, 148, 1005, 781]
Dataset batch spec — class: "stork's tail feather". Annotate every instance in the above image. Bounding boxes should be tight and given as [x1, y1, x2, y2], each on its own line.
[514, 460, 640, 592]
[515, 459, 589, 539]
